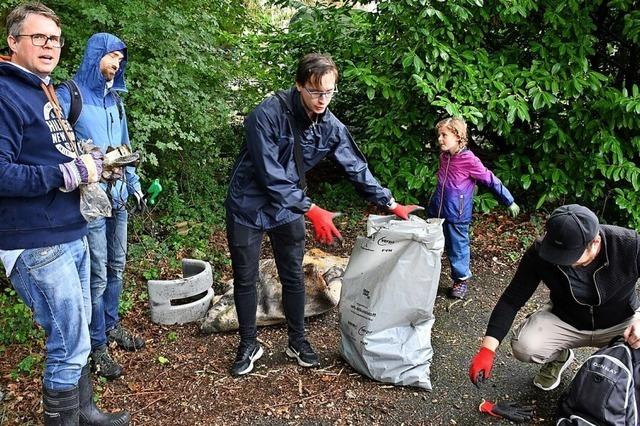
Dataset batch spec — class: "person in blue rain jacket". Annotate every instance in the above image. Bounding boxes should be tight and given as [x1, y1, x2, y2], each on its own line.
[57, 32, 145, 381]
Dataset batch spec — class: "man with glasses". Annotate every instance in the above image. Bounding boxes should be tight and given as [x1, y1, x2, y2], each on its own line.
[0, 3, 128, 424]
[57, 32, 145, 381]
[225, 53, 421, 376]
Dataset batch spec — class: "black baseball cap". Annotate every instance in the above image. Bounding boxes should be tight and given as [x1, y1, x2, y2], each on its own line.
[539, 204, 599, 265]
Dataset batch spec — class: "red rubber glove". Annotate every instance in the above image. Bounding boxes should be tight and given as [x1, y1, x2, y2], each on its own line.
[388, 203, 424, 220]
[469, 347, 495, 386]
[305, 204, 342, 245]
[479, 400, 535, 423]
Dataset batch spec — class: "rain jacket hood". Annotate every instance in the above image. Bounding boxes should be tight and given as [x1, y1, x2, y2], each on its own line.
[75, 32, 128, 95]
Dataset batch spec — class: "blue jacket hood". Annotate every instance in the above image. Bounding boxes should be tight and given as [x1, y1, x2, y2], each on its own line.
[74, 33, 127, 95]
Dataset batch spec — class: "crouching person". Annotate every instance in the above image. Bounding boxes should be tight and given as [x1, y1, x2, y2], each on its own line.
[469, 204, 640, 392]
[0, 3, 129, 424]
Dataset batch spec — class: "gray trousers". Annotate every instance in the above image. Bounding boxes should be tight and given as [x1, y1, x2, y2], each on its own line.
[510, 303, 640, 364]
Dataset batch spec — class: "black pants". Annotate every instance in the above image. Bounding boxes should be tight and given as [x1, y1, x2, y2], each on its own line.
[226, 214, 306, 343]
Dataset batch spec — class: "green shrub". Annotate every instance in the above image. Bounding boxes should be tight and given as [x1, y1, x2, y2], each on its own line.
[265, 0, 640, 227]
[0, 286, 43, 345]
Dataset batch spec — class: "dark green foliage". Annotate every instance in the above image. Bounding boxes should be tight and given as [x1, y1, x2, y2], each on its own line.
[266, 0, 640, 227]
[0, 1, 258, 339]
[1, 0, 259, 220]
[0, 285, 43, 345]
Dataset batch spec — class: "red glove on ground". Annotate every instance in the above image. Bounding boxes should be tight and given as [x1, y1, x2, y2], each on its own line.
[305, 204, 342, 245]
[469, 347, 495, 386]
[388, 203, 424, 220]
[479, 400, 535, 423]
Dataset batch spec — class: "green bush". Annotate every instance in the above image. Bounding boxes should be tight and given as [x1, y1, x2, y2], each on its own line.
[0, 286, 42, 345]
[265, 0, 640, 227]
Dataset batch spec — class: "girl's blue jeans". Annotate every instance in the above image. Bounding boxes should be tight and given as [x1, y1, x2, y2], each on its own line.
[443, 221, 472, 282]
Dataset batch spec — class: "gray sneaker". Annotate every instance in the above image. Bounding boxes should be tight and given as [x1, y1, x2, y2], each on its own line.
[91, 346, 123, 380]
[107, 323, 145, 351]
[533, 349, 575, 391]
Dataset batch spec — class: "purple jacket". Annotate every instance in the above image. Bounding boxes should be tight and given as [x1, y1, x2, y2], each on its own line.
[428, 148, 514, 223]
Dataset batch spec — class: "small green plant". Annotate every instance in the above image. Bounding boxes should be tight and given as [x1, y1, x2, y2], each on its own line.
[143, 267, 161, 281]
[11, 354, 42, 379]
[0, 286, 43, 345]
[118, 287, 135, 317]
[166, 331, 178, 343]
[92, 376, 108, 403]
[157, 356, 170, 365]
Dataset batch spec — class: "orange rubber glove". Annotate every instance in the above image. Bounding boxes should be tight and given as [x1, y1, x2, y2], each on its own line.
[388, 202, 424, 220]
[305, 204, 342, 245]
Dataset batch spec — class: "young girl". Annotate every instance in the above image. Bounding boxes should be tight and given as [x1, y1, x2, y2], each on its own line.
[428, 117, 519, 299]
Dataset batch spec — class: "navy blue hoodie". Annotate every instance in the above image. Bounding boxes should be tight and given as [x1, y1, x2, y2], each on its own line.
[0, 59, 87, 249]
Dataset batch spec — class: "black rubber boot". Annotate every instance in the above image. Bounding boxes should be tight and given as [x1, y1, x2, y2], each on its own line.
[78, 364, 130, 426]
[42, 385, 79, 425]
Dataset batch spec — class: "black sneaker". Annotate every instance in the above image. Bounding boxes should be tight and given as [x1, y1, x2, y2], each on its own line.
[91, 346, 123, 380]
[230, 341, 263, 376]
[107, 323, 145, 351]
[286, 339, 320, 368]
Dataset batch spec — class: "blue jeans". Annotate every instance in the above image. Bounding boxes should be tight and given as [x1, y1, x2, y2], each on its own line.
[87, 208, 128, 350]
[443, 221, 472, 282]
[10, 238, 91, 390]
[226, 214, 306, 344]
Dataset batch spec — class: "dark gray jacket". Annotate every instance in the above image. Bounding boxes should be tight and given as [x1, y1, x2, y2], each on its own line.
[486, 224, 640, 342]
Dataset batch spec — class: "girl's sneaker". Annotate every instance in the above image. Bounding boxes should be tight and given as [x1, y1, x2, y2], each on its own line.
[448, 281, 468, 299]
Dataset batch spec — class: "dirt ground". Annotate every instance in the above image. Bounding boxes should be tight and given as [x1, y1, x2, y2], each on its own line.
[0, 211, 594, 425]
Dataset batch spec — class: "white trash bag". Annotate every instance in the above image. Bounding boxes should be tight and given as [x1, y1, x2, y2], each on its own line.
[339, 215, 444, 390]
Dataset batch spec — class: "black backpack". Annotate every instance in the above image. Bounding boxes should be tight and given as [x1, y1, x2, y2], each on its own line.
[59, 79, 123, 126]
[557, 338, 640, 425]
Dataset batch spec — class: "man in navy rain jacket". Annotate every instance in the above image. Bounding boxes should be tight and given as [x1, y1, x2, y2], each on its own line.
[225, 53, 421, 376]
[57, 33, 144, 380]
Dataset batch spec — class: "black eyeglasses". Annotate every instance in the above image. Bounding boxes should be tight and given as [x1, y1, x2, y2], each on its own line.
[14, 33, 64, 48]
[304, 87, 338, 99]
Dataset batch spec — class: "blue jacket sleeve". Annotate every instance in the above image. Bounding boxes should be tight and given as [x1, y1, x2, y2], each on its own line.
[329, 125, 393, 206]
[245, 107, 311, 214]
[467, 155, 514, 207]
[0, 96, 65, 197]
[125, 166, 141, 194]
